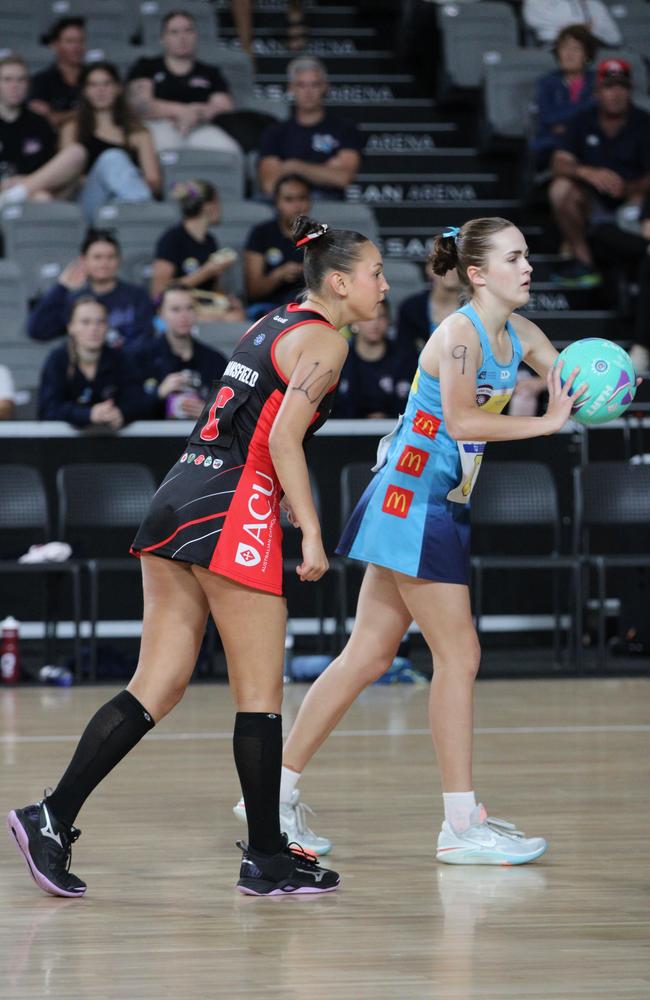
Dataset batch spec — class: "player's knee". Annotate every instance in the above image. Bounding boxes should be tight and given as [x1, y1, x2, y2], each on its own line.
[353, 648, 396, 685]
[548, 177, 574, 207]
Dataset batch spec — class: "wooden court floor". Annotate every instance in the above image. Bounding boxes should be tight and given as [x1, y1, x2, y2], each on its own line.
[1, 678, 648, 1000]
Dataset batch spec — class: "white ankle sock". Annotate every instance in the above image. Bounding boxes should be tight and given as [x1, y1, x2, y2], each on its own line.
[280, 765, 301, 804]
[443, 791, 477, 832]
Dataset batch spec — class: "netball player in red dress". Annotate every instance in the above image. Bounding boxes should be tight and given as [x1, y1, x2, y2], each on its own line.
[7, 214, 389, 897]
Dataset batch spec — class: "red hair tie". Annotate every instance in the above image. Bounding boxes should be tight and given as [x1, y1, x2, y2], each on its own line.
[296, 224, 328, 248]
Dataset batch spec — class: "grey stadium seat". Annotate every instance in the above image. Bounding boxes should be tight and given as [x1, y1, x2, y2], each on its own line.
[211, 46, 256, 107]
[95, 201, 178, 285]
[209, 201, 275, 298]
[437, 2, 519, 90]
[64, 0, 140, 48]
[312, 203, 380, 246]
[160, 148, 246, 204]
[610, 2, 650, 57]
[0, 261, 28, 341]
[1, 202, 84, 300]
[196, 319, 249, 356]
[384, 260, 424, 312]
[484, 48, 555, 139]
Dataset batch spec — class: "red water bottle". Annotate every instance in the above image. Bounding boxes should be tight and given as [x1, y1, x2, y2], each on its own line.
[1, 616, 20, 685]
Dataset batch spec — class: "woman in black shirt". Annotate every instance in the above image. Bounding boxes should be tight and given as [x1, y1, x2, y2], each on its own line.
[150, 179, 244, 320]
[0, 62, 160, 222]
[38, 296, 145, 429]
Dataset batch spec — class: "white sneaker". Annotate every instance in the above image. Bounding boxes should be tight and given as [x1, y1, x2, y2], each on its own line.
[436, 804, 547, 866]
[232, 790, 332, 856]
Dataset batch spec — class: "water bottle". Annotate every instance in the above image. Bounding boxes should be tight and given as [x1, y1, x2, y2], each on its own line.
[1, 616, 20, 685]
[38, 665, 73, 688]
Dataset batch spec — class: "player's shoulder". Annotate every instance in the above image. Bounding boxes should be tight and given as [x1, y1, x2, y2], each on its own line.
[509, 310, 544, 344]
[437, 310, 481, 347]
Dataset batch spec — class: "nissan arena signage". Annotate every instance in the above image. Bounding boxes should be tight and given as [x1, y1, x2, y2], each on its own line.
[346, 182, 478, 204]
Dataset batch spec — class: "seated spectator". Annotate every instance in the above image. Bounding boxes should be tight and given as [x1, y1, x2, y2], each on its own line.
[0, 365, 16, 420]
[127, 283, 226, 419]
[127, 10, 239, 155]
[532, 25, 597, 172]
[590, 190, 650, 372]
[523, 0, 621, 47]
[258, 57, 362, 200]
[28, 229, 154, 347]
[549, 59, 650, 287]
[29, 17, 85, 130]
[335, 302, 413, 419]
[151, 179, 244, 320]
[38, 297, 146, 429]
[0, 56, 56, 185]
[396, 263, 461, 366]
[244, 173, 309, 317]
[0, 62, 160, 222]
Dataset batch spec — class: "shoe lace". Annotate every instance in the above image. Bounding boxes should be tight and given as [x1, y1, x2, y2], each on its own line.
[484, 816, 525, 840]
[286, 841, 319, 867]
[291, 799, 317, 836]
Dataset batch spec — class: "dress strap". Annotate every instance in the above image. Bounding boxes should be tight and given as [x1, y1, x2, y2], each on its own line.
[456, 303, 491, 361]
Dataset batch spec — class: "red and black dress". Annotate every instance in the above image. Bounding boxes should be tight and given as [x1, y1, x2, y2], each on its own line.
[131, 303, 338, 595]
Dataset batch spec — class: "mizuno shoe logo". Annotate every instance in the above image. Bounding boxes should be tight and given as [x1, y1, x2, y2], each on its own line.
[40, 804, 62, 847]
[297, 868, 325, 882]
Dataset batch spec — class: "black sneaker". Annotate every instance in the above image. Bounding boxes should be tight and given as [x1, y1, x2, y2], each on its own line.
[236, 835, 340, 896]
[7, 795, 87, 898]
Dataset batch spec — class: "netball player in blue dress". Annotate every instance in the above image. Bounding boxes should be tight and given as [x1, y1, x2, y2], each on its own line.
[235, 216, 586, 864]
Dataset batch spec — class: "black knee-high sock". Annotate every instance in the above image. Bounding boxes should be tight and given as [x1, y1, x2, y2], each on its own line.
[233, 712, 283, 856]
[46, 690, 155, 828]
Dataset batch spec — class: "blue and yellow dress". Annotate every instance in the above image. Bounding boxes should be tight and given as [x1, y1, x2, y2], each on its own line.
[336, 304, 524, 584]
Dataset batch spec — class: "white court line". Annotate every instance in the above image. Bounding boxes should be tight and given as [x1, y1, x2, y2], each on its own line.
[1, 724, 648, 744]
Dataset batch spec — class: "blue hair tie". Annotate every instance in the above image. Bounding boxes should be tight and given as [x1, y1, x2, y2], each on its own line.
[442, 226, 461, 242]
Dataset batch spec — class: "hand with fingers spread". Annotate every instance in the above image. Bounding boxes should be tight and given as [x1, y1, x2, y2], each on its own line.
[542, 361, 588, 433]
[297, 531, 329, 582]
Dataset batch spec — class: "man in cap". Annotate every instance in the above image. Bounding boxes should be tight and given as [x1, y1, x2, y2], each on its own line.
[548, 58, 650, 286]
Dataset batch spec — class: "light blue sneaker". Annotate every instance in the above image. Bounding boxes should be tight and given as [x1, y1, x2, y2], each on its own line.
[437, 805, 547, 866]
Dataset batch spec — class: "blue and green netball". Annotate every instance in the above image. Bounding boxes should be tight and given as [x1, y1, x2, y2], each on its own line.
[554, 339, 637, 425]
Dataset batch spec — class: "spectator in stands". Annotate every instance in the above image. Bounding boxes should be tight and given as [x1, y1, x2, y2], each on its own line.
[127, 283, 226, 419]
[28, 229, 154, 348]
[532, 25, 597, 171]
[257, 56, 363, 199]
[150, 179, 244, 320]
[0, 62, 160, 222]
[244, 173, 308, 317]
[126, 10, 239, 155]
[335, 301, 412, 419]
[590, 191, 650, 372]
[29, 17, 86, 130]
[38, 297, 146, 429]
[523, 0, 621, 47]
[396, 262, 461, 366]
[0, 365, 16, 420]
[549, 58, 650, 287]
[0, 56, 56, 186]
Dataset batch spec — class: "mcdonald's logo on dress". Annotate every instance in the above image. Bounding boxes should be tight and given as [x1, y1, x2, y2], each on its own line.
[381, 484, 414, 519]
[396, 445, 429, 478]
[412, 409, 441, 440]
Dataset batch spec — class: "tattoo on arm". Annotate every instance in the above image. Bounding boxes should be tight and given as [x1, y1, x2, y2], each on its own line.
[452, 344, 468, 374]
[291, 362, 335, 405]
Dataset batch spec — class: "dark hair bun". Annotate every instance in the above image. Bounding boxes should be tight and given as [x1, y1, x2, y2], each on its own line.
[292, 214, 327, 246]
[429, 233, 458, 277]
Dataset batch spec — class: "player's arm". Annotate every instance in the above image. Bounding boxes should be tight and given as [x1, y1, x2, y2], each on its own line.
[269, 326, 348, 580]
[438, 315, 577, 442]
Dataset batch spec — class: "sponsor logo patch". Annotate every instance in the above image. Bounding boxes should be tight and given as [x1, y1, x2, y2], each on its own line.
[234, 542, 262, 567]
[382, 485, 414, 519]
[396, 445, 429, 478]
[194, 454, 205, 465]
[412, 409, 441, 441]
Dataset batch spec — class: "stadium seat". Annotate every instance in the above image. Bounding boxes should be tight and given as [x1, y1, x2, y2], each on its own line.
[208, 201, 275, 298]
[61, 0, 140, 48]
[1, 202, 84, 300]
[57, 463, 156, 680]
[484, 47, 554, 139]
[383, 260, 425, 312]
[609, 2, 650, 56]
[196, 319, 249, 356]
[0, 261, 28, 341]
[159, 147, 246, 204]
[573, 461, 650, 667]
[471, 462, 582, 663]
[95, 201, 178, 285]
[437, 2, 519, 91]
[310, 202, 380, 246]
[211, 46, 256, 107]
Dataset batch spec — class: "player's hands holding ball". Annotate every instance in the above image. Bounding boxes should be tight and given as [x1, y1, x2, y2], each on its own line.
[542, 362, 587, 433]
